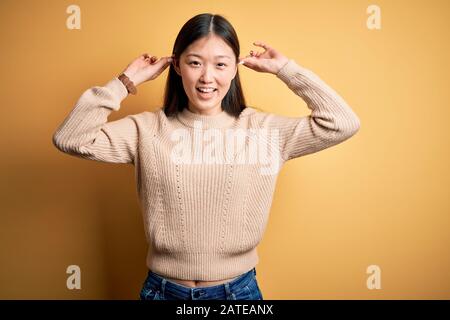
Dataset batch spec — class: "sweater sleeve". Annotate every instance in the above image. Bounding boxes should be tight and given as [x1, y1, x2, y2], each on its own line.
[263, 59, 361, 162]
[52, 77, 139, 164]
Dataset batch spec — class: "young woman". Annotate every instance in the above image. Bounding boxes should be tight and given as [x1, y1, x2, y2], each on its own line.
[53, 13, 360, 300]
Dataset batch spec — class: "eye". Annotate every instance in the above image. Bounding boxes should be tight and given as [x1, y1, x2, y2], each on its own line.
[188, 61, 227, 68]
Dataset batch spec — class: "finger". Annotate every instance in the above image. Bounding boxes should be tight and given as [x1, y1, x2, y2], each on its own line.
[238, 54, 252, 65]
[158, 57, 172, 72]
[240, 56, 259, 68]
[250, 50, 261, 58]
[155, 56, 173, 66]
[254, 41, 269, 49]
[151, 56, 163, 65]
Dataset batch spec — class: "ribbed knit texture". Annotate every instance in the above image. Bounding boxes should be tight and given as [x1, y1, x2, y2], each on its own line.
[53, 59, 360, 281]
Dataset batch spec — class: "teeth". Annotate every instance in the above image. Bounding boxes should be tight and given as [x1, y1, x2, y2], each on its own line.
[197, 88, 216, 93]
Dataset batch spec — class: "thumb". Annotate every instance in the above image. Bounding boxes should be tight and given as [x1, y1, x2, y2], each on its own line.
[165, 56, 173, 63]
[155, 56, 173, 65]
[239, 56, 260, 67]
[150, 56, 172, 77]
[238, 55, 252, 65]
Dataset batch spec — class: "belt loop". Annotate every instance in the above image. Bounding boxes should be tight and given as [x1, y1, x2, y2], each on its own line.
[224, 282, 232, 299]
[253, 268, 257, 276]
[160, 278, 167, 299]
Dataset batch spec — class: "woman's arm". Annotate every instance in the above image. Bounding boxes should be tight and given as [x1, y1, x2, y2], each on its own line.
[52, 78, 139, 164]
[52, 53, 173, 164]
[269, 59, 361, 161]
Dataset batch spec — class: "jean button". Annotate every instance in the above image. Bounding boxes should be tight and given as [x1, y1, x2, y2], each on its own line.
[193, 291, 201, 298]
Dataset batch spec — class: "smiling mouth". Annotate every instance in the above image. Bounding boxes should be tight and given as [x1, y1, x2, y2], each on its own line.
[196, 88, 217, 100]
[196, 88, 217, 93]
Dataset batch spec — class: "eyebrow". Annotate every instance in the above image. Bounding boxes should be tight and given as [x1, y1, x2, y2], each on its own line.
[186, 53, 231, 60]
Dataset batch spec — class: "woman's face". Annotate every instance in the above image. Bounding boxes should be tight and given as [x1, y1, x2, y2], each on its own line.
[174, 34, 238, 116]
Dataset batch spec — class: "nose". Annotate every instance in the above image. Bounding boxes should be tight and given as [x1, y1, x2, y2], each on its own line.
[199, 64, 214, 84]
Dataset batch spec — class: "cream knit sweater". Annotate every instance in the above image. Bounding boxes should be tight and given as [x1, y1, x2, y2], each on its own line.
[53, 59, 360, 281]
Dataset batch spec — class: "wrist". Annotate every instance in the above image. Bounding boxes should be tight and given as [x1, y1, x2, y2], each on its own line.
[118, 73, 138, 95]
[123, 71, 139, 85]
[274, 57, 290, 75]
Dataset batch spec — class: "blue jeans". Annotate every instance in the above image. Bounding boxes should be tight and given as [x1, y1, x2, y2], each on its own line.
[139, 267, 264, 300]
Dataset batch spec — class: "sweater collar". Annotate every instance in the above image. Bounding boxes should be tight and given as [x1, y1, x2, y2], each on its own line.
[176, 107, 237, 129]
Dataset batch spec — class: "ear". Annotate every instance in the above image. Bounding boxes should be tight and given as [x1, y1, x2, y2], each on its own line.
[232, 63, 238, 79]
[173, 58, 181, 76]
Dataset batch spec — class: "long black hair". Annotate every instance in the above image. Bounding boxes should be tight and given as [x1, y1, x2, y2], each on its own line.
[163, 13, 247, 118]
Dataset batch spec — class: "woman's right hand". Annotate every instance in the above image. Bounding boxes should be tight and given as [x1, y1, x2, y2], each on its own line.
[121, 53, 173, 86]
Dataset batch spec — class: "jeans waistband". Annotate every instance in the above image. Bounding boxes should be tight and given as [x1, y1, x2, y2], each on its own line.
[147, 268, 257, 299]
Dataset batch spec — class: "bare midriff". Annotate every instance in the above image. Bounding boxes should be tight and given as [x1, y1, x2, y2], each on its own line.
[162, 275, 240, 288]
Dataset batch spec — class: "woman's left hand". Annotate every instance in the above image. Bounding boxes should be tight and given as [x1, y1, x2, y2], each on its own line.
[239, 41, 290, 75]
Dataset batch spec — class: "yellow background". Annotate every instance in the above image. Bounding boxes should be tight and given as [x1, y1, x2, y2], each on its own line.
[1, 0, 449, 299]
